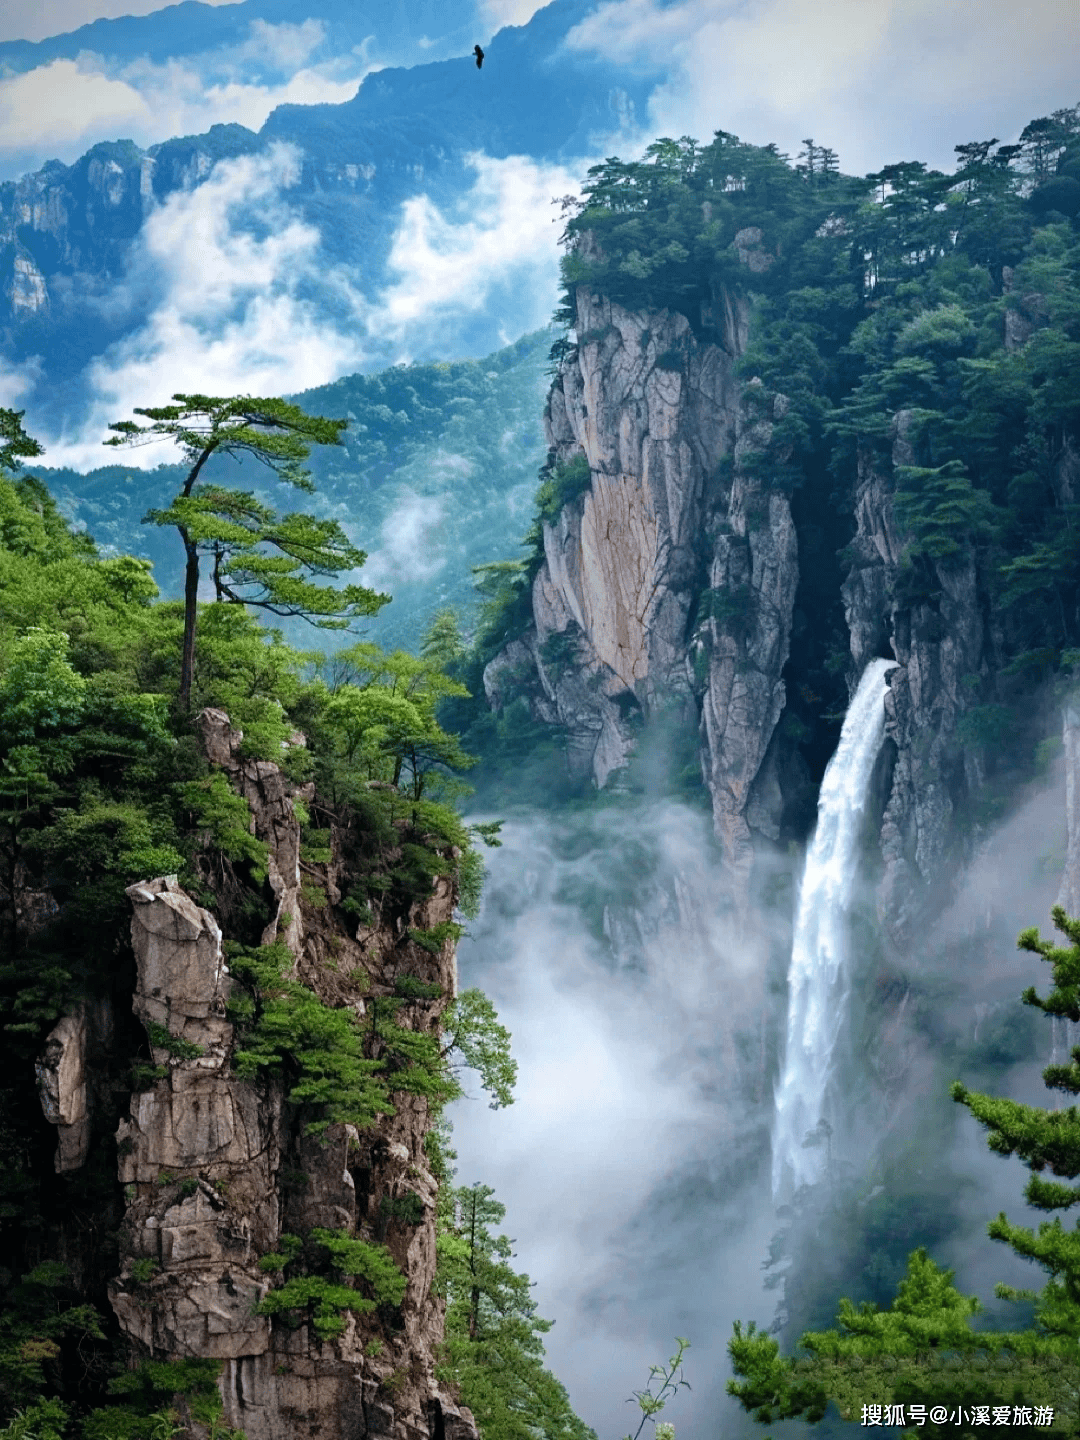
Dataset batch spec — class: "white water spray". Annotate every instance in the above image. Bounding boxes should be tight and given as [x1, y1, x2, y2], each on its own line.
[772, 658, 893, 1199]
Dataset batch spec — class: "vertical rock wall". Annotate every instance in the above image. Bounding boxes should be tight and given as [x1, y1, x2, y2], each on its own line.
[487, 270, 798, 888]
[103, 712, 476, 1440]
[841, 415, 985, 946]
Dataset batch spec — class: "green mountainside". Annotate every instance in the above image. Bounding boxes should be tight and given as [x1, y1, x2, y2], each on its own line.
[37, 328, 552, 655]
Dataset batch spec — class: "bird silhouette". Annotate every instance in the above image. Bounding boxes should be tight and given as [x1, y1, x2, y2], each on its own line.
[473, 44, 484, 69]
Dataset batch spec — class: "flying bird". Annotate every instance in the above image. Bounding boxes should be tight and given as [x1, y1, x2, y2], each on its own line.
[474, 44, 484, 69]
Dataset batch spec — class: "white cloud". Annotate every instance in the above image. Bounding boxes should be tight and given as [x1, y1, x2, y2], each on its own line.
[365, 150, 582, 357]
[0, 353, 44, 408]
[566, 0, 1080, 176]
[233, 17, 327, 72]
[36, 143, 585, 471]
[0, 28, 372, 175]
[363, 490, 450, 591]
[44, 144, 370, 470]
[450, 804, 779, 1435]
[476, 0, 548, 29]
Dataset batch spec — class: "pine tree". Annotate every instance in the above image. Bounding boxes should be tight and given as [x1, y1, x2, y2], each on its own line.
[797, 139, 819, 186]
[953, 906, 1080, 1337]
[437, 1182, 596, 1440]
[105, 394, 389, 710]
[0, 409, 43, 475]
[728, 907, 1080, 1437]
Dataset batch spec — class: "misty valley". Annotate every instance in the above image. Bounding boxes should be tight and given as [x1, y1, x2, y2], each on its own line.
[2, 5, 1080, 1439]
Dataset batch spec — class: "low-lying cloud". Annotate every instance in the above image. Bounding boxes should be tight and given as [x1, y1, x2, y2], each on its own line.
[367, 151, 582, 355]
[43, 143, 369, 470]
[450, 802, 780, 1440]
[361, 489, 450, 593]
[38, 145, 583, 471]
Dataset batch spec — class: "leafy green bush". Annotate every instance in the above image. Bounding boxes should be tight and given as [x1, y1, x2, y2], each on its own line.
[535, 454, 591, 523]
[256, 1228, 405, 1341]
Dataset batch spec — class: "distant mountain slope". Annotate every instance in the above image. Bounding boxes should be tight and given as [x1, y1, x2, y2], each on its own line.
[0, 0, 476, 76]
[1, 0, 650, 435]
[36, 326, 552, 652]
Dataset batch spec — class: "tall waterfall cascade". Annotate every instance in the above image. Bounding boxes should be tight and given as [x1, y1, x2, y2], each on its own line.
[772, 658, 894, 1199]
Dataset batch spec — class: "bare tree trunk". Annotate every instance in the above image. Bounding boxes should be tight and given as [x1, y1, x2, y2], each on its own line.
[180, 528, 199, 711]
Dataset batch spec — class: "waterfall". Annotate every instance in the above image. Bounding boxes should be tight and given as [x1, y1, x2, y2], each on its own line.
[772, 658, 893, 1199]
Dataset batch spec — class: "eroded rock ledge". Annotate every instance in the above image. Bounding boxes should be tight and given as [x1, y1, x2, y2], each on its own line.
[101, 711, 476, 1440]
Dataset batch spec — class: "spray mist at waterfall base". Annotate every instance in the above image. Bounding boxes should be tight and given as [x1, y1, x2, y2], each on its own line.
[449, 800, 785, 1440]
[448, 727, 1075, 1440]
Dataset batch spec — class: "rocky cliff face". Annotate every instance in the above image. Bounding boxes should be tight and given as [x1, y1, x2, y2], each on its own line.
[840, 415, 985, 946]
[486, 245, 798, 888]
[487, 255, 1001, 927]
[36, 709, 476, 1440]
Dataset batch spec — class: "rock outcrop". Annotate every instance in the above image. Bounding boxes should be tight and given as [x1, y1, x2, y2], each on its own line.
[36, 996, 114, 1174]
[106, 713, 477, 1440]
[197, 706, 311, 955]
[697, 382, 798, 890]
[488, 259, 797, 885]
[1058, 700, 1080, 918]
[111, 875, 273, 1364]
[36, 1008, 92, 1172]
[841, 415, 985, 946]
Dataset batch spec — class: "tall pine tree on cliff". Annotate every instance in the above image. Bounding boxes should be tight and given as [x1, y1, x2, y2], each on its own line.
[106, 394, 389, 710]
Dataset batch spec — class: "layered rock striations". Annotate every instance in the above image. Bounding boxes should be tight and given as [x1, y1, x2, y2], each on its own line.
[92, 711, 475, 1440]
[841, 414, 985, 946]
[485, 263, 798, 884]
[487, 269, 999, 930]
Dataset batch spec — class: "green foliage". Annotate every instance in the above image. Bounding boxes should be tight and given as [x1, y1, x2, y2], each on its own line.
[229, 940, 394, 1135]
[0, 1264, 103, 1414]
[535, 455, 591, 523]
[0, 1398, 68, 1440]
[177, 772, 269, 880]
[144, 1022, 203, 1061]
[394, 973, 444, 1000]
[97, 1357, 231, 1435]
[728, 1248, 1080, 1432]
[0, 428, 501, 1437]
[47, 333, 554, 659]
[456, 847, 486, 922]
[0, 410, 44, 477]
[528, 112, 1080, 702]
[437, 1182, 596, 1440]
[730, 904, 1080, 1435]
[892, 461, 1000, 562]
[255, 1228, 405, 1340]
[105, 391, 386, 707]
[623, 1340, 690, 1440]
[379, 1193, 425, 1227]
[441, 989, 517, 1110]
[311, 641, 475, 801]
[954, 703, 1015, 749]
[0, 629, 87, 742]
[953, 906, 1080, 1318]
[406, 923, 464, 957]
